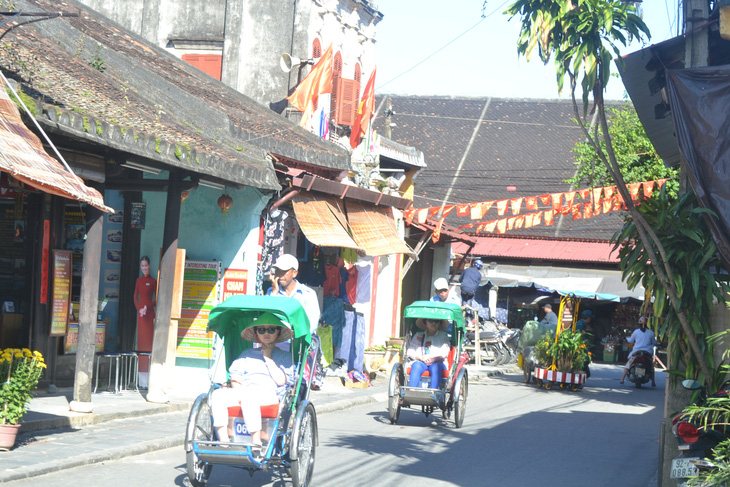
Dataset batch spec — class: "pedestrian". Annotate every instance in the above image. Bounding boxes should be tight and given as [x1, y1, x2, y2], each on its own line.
[266, 254, 321, 334]
[133, 256, 156, 388]
[576, 309, 594, 333]
[620, 316, 657, 386]
[431, 277, 461, 305]
[539, 303, 558, 335]
[459, 260, 483, 304]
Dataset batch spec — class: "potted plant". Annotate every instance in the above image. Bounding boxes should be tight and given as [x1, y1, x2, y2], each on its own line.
[1, 348, 46, 450]
[386, 337, 404, 348]
[534, 330, 591, 373]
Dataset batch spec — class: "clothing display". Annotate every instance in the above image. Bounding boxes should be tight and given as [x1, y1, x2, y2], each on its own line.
[317, 324, 333, 366]
[323, 264, 341, 296]
[334, 310, 364, 373]
[346, 265, 358, 304]
[320, 295, 345, 347]
[256, 210, 288, 295]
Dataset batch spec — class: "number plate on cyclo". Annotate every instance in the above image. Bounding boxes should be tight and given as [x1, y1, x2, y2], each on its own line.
[670, 457, 699, 479]
[635, 367, 645, 376]
[233, 418, 251, 442]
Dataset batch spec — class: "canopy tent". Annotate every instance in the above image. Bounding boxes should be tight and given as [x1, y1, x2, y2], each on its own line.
[478, 264, 644, 302]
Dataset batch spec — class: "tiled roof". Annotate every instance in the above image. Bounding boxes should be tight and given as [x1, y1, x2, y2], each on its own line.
[373, 95, 626, 240]
[453, 235, 620, 264]
[3, 0, 351, 189]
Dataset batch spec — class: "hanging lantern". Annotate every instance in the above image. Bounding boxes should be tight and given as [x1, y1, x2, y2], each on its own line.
[217, 194, 233, 214]
[181, 190, 190, 204]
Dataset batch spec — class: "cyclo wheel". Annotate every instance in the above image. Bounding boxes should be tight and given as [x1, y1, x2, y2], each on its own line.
[186, 394, 213, 487]
[290, 402, 317, 487]
[453, 369, 468, 428]
[388, 363, 403, 424]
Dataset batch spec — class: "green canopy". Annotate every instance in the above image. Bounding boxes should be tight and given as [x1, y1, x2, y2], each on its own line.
[207, 295, 312, 369]
[403, 301, 465, 346]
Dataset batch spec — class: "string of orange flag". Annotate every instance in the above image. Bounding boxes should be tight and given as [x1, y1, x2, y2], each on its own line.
[404, 179, 669, 242]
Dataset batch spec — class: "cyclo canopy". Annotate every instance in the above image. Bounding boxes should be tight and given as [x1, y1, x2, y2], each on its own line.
[207, 295, 312, 369]
[403, 301, 465, 346]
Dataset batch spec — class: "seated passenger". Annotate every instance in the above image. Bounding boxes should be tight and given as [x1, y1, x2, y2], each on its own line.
[211, 312, 295, 445]
[406, 318, 450, 389]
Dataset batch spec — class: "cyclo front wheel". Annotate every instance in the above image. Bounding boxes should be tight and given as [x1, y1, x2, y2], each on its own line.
[185, 394, 213, 487]
[290, 402, 317, 487]
[453, 369, 468, 428]
[388, 363, 403, 424]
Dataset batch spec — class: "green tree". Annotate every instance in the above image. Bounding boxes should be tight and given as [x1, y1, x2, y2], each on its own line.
[566, 102, 679, 198]
[503, 0, 716, 384]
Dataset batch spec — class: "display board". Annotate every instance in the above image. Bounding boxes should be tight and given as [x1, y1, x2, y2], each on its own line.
[50, 250, 72, 336]
[176, 260, 221, 360]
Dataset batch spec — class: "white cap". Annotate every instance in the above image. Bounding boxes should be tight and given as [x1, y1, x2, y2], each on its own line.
[273, 254, 299, 271]
[434, 278, 449, 291]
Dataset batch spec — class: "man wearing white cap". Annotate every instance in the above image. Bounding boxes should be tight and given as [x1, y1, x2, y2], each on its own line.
[266, 254, 321, 334]
[430, 277, 461, 305]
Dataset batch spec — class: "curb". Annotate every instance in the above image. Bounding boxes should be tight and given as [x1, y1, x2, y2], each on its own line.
[19, 400, 193, 434]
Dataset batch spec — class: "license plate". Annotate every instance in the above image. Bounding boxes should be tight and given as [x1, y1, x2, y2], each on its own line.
[671, 457, 700, 479]
[635, 367, 645, 376]
[233, 418, 251, 441]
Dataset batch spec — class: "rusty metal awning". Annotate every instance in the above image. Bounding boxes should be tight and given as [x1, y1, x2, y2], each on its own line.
[0, 88, 111, 212]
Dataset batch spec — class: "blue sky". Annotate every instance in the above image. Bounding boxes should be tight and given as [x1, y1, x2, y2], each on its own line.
[375, 0, 681, 100]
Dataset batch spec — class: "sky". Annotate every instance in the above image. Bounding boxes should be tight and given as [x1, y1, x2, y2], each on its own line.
[375, 0, 682, 101]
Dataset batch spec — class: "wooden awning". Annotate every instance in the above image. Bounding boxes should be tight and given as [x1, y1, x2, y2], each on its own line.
[0, 89, 111, 212]
[292, 193, 362, 250]
[347, 201, 414, 257]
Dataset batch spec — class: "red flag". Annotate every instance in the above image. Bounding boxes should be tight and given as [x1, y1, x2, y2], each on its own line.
[417, 208, 428, 223]
[404, 209, 415, 225]
[350, 67, 377, 148]
[514, 215, 525, 229]
[579, 188, 591, 200]
[496, 200, 509, 216]
[497, 219, 507, 234]
[628, 182, 641, 201]
[429, 206, 442, 218]
[456, 204, 470, 217]
[643, 181, 655, 198]
[456, 223, 476, 231]
[507, 217, 516, 230]
[544, 210, 554, 226]
[525, 213, 534, 228]
[526, 196, 538, 210]
[564, 191, 576, 207]
[287, 44, 333, 127]
[583, 202, 592, 219]
[533, 211, 543, 226]
[593, 188, 602, 214]
[539, 194, 551, 206]
[551, 193, 562, 211]
[657, 178, 668, 189]
[486, 220, 497, 233]
[510, 197, 523, 215]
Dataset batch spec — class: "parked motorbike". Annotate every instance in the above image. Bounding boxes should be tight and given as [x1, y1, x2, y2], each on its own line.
[500, 327, 522, 365]
[627, 350, 654, 388]
[463, 306, 508, 366]
[670, 379, 730, 484]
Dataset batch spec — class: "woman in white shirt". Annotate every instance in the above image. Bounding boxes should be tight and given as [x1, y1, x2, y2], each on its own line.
[406, 318, 451, 389]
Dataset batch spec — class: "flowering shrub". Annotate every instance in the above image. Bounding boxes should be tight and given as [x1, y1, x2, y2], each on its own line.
[1, 348, 46, 425]
[534, 330, 591, 372]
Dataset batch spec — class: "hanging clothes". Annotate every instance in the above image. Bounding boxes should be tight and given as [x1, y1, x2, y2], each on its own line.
[323, 264, 341, 296]
[256, 210, 288, 295]
[320, 295, 345, 347]
[346, 265, 358, 304]
[338, 266, 349, 302]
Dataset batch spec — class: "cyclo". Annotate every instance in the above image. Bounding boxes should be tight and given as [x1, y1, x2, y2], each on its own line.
[185, 295, 319, 487]
[388, 301, 468, 427]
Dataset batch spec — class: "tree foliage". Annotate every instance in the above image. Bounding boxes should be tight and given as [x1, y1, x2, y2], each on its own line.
[566, 102, 679, 197]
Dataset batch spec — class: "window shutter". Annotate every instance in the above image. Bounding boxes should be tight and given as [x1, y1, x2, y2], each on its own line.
[330, 52, 343, 120]
[182, 54, 222, 80]
[335, 78, 358, 126]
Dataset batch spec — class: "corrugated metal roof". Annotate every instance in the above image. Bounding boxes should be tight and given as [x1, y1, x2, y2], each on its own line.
[453, 236, 620, 264]
[0, 86, 111, 212]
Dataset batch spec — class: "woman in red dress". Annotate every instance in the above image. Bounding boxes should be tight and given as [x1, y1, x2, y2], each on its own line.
[134, 256, 156, 388]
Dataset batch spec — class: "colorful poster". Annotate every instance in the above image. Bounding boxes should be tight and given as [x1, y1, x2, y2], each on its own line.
[176, 260, 221, 359]
[50, 250, 72, 336]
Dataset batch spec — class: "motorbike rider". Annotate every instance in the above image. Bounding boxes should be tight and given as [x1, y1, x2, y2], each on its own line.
[459, 260, 483, 305]
[620, 316, 657, 386]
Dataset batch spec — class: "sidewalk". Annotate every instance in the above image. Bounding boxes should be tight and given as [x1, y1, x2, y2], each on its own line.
[1, 365, 509, 483]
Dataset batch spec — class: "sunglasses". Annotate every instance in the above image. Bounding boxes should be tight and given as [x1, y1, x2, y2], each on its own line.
[255, 327, 279, 335]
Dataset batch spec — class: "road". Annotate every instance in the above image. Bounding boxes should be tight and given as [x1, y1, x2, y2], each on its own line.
[6, 363, 664, 487]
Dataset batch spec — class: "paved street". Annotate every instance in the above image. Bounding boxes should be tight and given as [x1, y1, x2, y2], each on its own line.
[5, 363, 664, 487]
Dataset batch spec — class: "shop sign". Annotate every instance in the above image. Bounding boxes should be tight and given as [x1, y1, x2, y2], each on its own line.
[130, 202, 146, 229]
[50, 250, 72, 336]
[222, 269, 248, 301]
